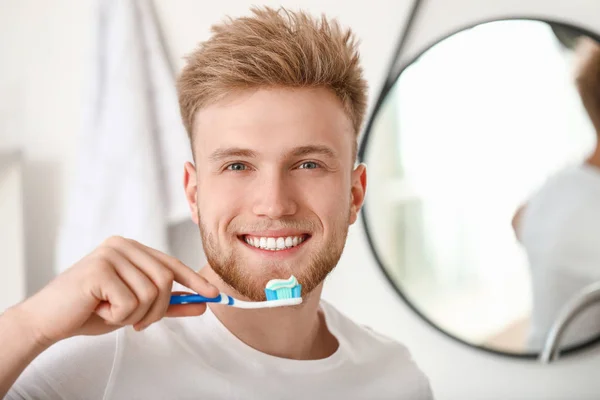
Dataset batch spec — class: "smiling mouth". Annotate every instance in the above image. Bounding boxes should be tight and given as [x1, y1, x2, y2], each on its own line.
[239, 234, 311, 251]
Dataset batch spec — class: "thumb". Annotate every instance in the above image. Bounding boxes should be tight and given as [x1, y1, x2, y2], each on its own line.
[165, 291, 213, 318]
[166, 303, 208, 318]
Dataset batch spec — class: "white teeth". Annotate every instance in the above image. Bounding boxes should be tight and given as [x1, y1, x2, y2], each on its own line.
[244, 235, 307, 251]
[276, 237, 285, 249]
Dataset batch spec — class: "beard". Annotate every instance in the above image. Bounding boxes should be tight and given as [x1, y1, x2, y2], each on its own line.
[198, 211, 351, 301]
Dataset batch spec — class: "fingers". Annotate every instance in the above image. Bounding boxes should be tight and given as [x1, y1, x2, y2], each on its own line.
[127, 239, 219, 297]
[109, 248, 161, 328]
[165, 291, 210, 318]
[95, 247, 157, 327]
[166, 303, 208, 318]
[92, 258, 142, 325]
[96, 236, 217, 331]
[106, 239, 175, 330]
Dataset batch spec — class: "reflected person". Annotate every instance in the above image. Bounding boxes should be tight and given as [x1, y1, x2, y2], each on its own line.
[512, 37, 600, 351]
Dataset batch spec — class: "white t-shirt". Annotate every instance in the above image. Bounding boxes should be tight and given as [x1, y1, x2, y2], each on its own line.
[519, 164, 600, 350]
[7, 300, 433, 399]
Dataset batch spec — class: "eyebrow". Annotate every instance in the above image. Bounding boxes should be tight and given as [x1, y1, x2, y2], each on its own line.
[208, 145, 337, 162]
[290, 145, 336, 158]
[209, 148, 258, 162]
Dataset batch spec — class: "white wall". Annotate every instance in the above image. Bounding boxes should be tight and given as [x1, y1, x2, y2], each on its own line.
[0, 0, 92, 294]
[2, 0, 600, 399]
[0, 152, 25, 311]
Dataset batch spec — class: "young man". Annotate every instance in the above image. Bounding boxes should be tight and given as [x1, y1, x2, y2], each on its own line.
[512, 37, 600, 350]
[1, 7, 433, 399]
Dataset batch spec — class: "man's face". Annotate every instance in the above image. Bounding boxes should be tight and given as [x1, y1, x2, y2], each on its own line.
[184, 87, 367, 301]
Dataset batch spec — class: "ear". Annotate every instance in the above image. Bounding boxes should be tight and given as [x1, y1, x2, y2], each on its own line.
[349, 163, 367, 225]
[183, 162, 199, 225]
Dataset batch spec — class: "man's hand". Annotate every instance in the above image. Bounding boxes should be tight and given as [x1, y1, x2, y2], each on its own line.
[1, 236, 218, 396]
[12, 236, 219, 347]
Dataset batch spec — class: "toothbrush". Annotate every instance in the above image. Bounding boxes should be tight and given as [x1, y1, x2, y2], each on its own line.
[169, 292, 302, 308]
[170, 275, 303, 309]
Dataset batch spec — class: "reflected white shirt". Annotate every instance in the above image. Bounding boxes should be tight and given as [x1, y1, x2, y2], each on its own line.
[519, 164, 600, 350]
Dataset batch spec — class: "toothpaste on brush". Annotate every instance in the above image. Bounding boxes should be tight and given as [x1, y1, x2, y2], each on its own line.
[264, 275, 302, 300]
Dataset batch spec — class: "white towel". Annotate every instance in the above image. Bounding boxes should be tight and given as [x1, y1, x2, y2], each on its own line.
[55, 0, 193, 272]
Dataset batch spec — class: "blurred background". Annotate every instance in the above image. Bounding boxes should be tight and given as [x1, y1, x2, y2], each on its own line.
[3, 1, 600, 399]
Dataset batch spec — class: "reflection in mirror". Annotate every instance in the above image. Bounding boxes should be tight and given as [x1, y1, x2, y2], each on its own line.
[362, 19, 600, 356]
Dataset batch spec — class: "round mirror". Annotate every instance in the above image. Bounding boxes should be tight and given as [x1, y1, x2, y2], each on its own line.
[360, 18, 600, 357]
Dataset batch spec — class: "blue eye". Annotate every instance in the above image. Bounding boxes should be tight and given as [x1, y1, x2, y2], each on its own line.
[227, 163, 247, 171]
[299, 161, 319, 169]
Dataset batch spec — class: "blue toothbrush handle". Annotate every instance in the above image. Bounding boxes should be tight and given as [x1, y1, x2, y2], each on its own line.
[170, 293, 223, 305]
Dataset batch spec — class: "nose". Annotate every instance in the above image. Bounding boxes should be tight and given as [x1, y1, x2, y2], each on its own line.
[252, 171, 298, 219]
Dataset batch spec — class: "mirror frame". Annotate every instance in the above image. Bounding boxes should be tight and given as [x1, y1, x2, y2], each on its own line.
[358, 16, 600, 360]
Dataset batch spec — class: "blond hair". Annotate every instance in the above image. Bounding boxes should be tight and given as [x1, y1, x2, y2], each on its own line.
[176, 6, 368, 151]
